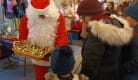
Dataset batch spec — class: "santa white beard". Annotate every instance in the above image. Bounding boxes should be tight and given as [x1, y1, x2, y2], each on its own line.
[26, 0, 60, 49]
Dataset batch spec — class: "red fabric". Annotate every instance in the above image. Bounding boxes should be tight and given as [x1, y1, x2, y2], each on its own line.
[71, 21, 83, 31]
[78, 0, 83, 3]
[92, 12, 111, 20]
[55, 13, 68, 47]
[41, 57, 49, 61]
[0, 50, 2, 56]
[19, 13, 68, 46]
[133, 26, 138, 34]
[18, 15, 29, 41]
[18, 13, 68, 80]
[34, 65, 49, 80]
[31, 0, 50, 9]
[19, 14, 68, 54]
[133, 32, 138, 34]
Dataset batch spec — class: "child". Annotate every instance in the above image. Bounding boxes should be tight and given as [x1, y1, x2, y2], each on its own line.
[77, 0, 133, 80]
[45, 45, 89, 80]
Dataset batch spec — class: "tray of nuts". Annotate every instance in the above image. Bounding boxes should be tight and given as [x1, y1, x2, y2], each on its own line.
[12, 40, 51, 60]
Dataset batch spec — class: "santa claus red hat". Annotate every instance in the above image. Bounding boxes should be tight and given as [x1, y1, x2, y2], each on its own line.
[31, 0, 50, 9]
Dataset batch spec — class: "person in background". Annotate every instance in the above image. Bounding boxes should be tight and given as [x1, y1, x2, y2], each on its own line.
[105, 2, 117, 14]
[120, 2, 138, 80]
[116, 5, 124, 17]
[61, 1, 75, 31]
[120, 1, 129, 13]
[77, 0, 133, 80]
[45, 45, 89, 80]
[18, 0, 68, 80]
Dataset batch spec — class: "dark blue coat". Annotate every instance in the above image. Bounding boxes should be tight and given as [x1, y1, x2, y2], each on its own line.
[121, 25, 138, 80]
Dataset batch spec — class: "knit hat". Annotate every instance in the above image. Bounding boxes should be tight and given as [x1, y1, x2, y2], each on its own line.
[77, 0, 103, 16]
[31, 0, 50, 9]
[50, 45, 75, 75]
[124, 2, 138, 21]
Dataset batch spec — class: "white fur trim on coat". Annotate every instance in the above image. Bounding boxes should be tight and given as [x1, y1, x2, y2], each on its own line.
[89, 15, 133, 46]
[45, 72, 89, 80]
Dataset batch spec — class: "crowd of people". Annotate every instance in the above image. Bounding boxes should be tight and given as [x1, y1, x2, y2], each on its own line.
[59, 0, 138, 40]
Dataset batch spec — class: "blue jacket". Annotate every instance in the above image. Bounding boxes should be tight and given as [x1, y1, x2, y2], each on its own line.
[121, 25, 138, 72]
[121, 25, 138, 80]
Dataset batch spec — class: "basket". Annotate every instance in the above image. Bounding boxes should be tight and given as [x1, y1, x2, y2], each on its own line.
[12, 41, 51, 60]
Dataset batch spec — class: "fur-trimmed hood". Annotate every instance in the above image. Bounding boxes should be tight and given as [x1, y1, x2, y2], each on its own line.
[89, 15, 133, 46]
[45, 72, 89, 80]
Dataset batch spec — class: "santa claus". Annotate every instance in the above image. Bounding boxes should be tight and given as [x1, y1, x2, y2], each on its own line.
[18, 0, 68, 80]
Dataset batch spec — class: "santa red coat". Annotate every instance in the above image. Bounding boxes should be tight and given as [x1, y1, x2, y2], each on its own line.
[18, 3, 68, 80]
[18, 13, 68, 47]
